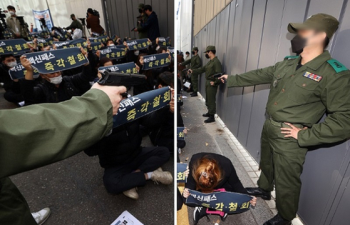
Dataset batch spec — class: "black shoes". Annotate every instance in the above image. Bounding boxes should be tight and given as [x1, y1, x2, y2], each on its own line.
[193, 207, 209, 225]
[202, 112, 210, 117]
[246, 187, 271, 200]
[204, 116, 215, 123]
[190, 92, 198, 97]
[263, 214, 292, 225]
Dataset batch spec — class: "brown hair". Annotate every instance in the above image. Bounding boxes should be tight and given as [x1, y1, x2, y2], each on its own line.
[192, 156, 222, 193]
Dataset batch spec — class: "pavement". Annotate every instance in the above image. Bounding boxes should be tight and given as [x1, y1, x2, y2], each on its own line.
[177, 90, 274, 225]
[0, 87, 174, 225]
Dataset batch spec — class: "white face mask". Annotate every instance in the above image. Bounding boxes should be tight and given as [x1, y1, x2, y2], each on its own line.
[134, 50, 139, 56]
[9, 11, 15, 15]
[156, 46, 160, 51]
[6, 61, 17, 68]
[109, 44, 115, 46]
[49, 75, 62, 84]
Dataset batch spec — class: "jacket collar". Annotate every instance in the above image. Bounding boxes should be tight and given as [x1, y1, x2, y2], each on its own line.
[304, 50, 332, 71]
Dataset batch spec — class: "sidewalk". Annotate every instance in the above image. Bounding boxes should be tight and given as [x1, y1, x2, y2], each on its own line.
[177, 90, 274, 225]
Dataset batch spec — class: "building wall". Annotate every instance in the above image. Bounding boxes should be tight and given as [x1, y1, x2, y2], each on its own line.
[192, 0, 350, 224]
[0, 0, 106, 32]
[102, 0, 174, 43]
[177, 0, 193, 53]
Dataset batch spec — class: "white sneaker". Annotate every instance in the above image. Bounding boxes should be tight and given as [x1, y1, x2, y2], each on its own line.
[151, 170, 173, 185]
[123, 188, 139, 200]
[31, 207, 51, 225]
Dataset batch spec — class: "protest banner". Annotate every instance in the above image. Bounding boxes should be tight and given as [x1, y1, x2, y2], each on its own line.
[99, 47, 126, 59]
[142, 53, 171, 70]
[158, 37, 171, 46]
[32, 9, 54, 31]
[24, 48, 88, 73]
[113, 87, 171, 128]
[0, 39, 30, 55]
[177, 163, 188, 183]
[177, 127, 185, 140]
[98, 62, 137, 74]
[126, 38, 151, 50]
[186, 190, 252, 214]
[8, 64, 40, 80]
[54, 38, 86, 49]
[89, 35, 109, 43]
[168, 47, 174, 59]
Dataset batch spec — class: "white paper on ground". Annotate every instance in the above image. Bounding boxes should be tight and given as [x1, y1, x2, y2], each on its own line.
[183, 81, 190, 88]
[110, 210, 143, 225]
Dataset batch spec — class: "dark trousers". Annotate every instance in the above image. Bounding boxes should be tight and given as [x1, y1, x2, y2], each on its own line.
[0, 178, 37, 225]
[103, 146, 170, 194]
[4, 91, 23, 103]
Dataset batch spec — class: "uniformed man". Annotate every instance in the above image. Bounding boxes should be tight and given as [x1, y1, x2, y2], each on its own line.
[136, 3, 148, 39]
[180, 47, 202, 97]
[219, 14, 350, 225]
[0, 79, 126, 225]
[189, 46, 222, 123]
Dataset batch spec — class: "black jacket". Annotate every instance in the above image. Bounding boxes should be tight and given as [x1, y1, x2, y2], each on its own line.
[84, 107, 169, 168]
[0, 63, 20, 93]
[139, 12, 161, 41]
[20, 64, 94, 104]
[185, 153, 248, 195]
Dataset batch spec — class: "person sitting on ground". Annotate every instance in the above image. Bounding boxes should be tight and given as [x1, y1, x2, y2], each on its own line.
[20, 47, 96, 104]
[84, 103, 173, 200]
[182, 153, 257, 224]
[0, 54, 23, 104]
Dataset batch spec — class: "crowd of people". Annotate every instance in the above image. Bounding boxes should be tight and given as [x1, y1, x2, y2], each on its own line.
[0, 4, 174, 225]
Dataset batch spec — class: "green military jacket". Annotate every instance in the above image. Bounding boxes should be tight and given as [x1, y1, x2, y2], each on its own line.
[0, 89, 113, 179]
[193, 56, 222, 82]
[66, 19, 83, 31]
[182, 54, 202, 70]
[226, 51, 350, 147]
[137, 14, 148, 39]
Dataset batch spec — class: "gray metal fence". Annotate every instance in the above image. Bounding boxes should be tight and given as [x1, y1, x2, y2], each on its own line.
[193, 0, 350, 224]
[101, 0, 174, 42]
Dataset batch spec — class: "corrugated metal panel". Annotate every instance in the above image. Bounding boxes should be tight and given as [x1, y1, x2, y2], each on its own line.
[192, 0, 350, 224]
[103, 0, 174, 42]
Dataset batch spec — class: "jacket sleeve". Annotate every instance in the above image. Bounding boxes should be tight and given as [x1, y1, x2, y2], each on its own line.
[214, 60, 223, 84]
[226, 63, 280, 88]
[20, 79, 46, 105]
[181, 59, 191, 66]
[65, 21, 75, 30]
[139, 15, 155, 31]
[227, 163, 248, 194]
[86, 17, 91, 29]
[0, 89, 113, 179]
[298, 70, 350, 147]
[192, 65, 206, 75]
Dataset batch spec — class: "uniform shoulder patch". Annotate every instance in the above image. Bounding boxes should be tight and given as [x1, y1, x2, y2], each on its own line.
[327, 59, 348, 73]
[284, 55, 299, 60]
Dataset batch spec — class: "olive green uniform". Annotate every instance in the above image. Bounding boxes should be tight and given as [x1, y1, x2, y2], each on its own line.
[193, 56, 222, 115]
[181, 54, 202, 92]
[137, 14, 148, 39]
[226, 51, 350, 220]
[0, 89, 113, 225]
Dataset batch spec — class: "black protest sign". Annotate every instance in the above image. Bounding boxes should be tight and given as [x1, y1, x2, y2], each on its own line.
[143, 53, 171, 70]
[0, 39, 30, 55]
[186, 190, 252, 214]
[54, 38, 87, 49]
[177, 163, 188, 183]
[177, 127, 185, 140]
[99, 47, 126, 59]
[116, 45, 127, 49]
[126, 38, 151, 50]
[113, 87, 171, 128]
[158, 37, 171, 46]
[98, 62, 137, 74]
[39, 30, 50, 38]
[8, 64, 40, 80]
[24, 48, 88, 73]
[2, 29, 13, 39]
[89, 42, 103, 51]
[168, 47, 174, 59]
[89, 35, 109, 43]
